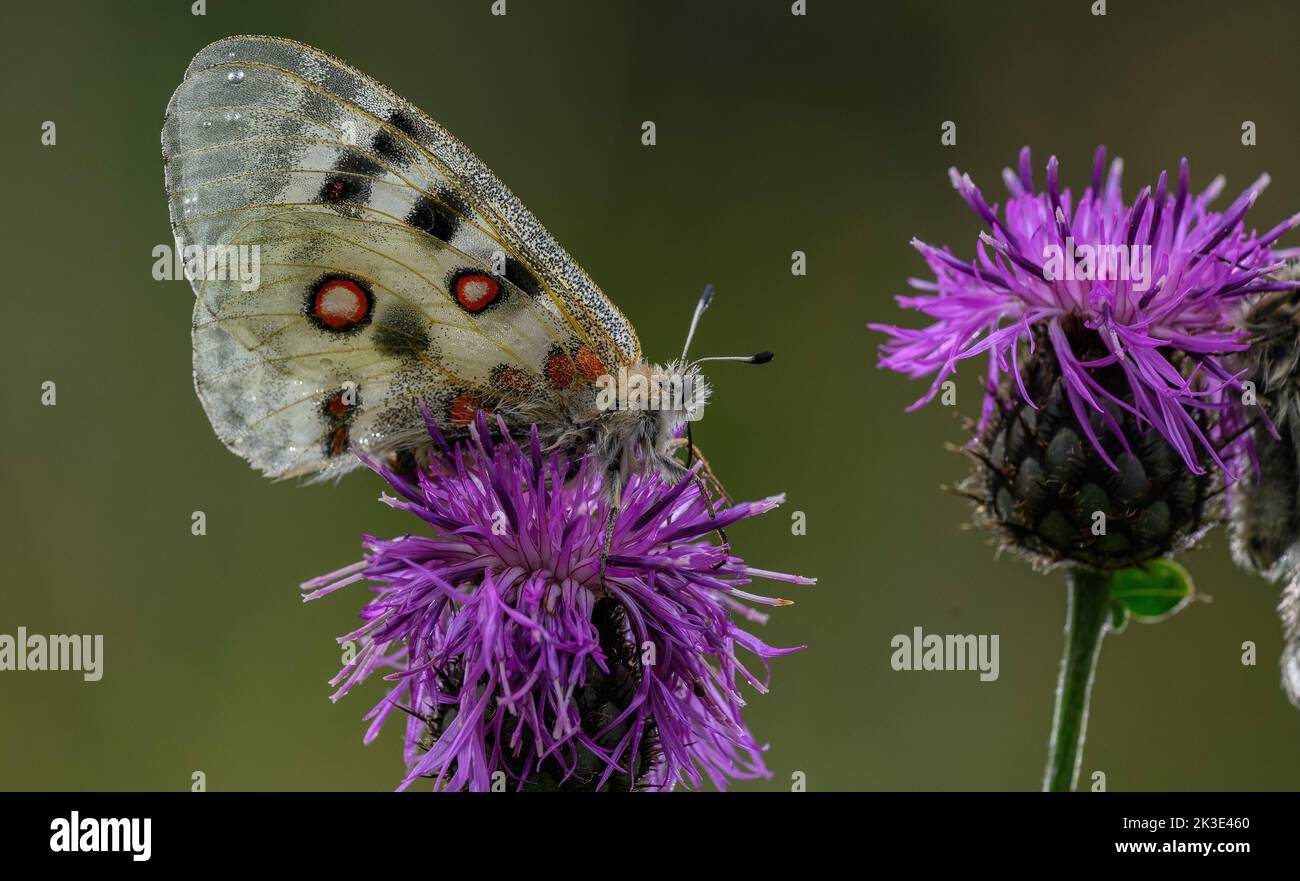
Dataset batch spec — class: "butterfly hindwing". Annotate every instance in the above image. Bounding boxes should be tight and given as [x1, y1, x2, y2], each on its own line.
[189, 210, 565, 478]
[163, 35, 639, 479]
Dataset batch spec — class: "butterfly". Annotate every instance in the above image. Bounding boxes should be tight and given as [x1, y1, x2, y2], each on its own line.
[162, 36, 767, 521]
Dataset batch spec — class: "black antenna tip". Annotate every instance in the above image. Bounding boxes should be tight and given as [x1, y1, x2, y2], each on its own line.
[699, 284, 714, 308]
[752, 351, 774, 364]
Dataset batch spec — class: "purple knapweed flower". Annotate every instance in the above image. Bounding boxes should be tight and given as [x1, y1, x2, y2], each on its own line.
[871, 146, 1300, 476]
[302, 412, 810, 792]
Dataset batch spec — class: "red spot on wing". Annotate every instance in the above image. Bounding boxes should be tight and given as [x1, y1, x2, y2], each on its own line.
[545, 349, 575, 389]
[492, 365, 533, 395]
[449, 392, 484, 427]
[313, 279, 369, 329]
[328, 426, 349, 456]
[325, 393, 351, 418]
[454, 273, 499, 313]
[574, 345, 606, 383]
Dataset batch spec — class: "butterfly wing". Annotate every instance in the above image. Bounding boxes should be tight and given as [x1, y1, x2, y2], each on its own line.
[163, 35, 640, 479]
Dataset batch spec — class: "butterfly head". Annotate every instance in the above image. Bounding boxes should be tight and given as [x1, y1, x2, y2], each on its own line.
[592, 359, 709, 478]
[647, 356, 711, 432]
[590, 281, 774, 489]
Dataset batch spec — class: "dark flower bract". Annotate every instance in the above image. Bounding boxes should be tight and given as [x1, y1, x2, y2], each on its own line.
[872, 147, 1300, 570]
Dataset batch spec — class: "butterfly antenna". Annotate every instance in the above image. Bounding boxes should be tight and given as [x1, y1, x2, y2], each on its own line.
[692, 352, 774, 366]
[680, 284, 714, 361]
[682, 285, 774, 366]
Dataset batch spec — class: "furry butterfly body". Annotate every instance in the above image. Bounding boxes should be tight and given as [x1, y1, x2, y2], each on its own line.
[163, 36, 715, 491]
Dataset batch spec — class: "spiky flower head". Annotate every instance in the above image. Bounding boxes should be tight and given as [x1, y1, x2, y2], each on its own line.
[302, 412, 809, 792]
[872, 147, 1300, 570]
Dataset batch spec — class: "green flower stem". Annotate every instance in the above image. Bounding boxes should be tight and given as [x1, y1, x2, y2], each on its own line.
[1043, 567, 1111, 792]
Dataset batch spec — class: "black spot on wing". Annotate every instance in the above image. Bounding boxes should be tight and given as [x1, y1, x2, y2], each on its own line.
[373, 302, 434, 358]
[317, 151, 383, 205]
[372, 111, 420, 164]
[405, 187, 470, 242]
[504, 255, 543, 298]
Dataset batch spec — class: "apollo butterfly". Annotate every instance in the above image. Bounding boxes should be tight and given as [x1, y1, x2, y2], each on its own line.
[163, 35, 768, 507]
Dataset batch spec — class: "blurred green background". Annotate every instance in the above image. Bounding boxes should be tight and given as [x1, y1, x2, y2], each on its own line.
[3, 0, 1299, 791]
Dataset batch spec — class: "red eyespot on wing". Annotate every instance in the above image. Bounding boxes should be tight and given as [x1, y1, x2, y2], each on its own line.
[328, 426, 349, 456]
[575, 345, 606, 383]
[313, 278, 370, 330]
[545, 349, 575, 389]
[453, 272, 499, 313]
[325, 393, 351, 419]
[450, 392, 483, 427]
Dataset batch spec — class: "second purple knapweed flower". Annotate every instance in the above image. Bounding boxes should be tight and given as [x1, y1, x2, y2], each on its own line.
[303, 413, 810, 791]
[872, 146, 1300, 570]
[871, 146, 1300, 789]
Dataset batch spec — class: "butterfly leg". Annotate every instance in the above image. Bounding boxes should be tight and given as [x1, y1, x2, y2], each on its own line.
[671, 433, 732, 506]
[696, 483, 731, 570]
[663, 457, 730, 567]
[689, 443, 731, 507]
[672, 436, 733, 557]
